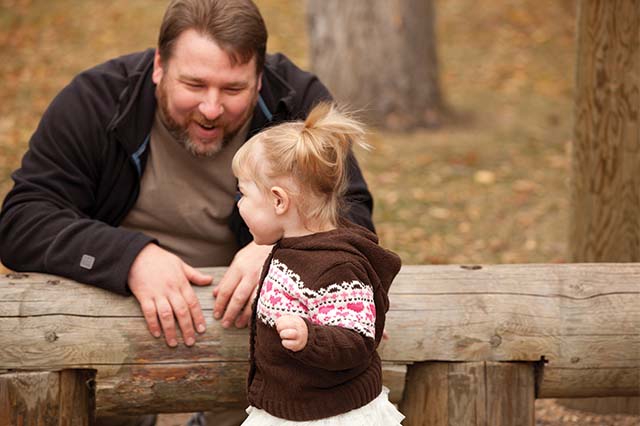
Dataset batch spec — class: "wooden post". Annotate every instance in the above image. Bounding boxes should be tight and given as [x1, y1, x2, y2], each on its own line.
[570, 0, 640, 262]
[0, 369, 96, 426]
[569, 0, 640, 414]
[400, 362, 535, 426]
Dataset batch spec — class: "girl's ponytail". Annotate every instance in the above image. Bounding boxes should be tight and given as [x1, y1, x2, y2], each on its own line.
[233, 102, 368, 229]
[294, 103, 368, 226]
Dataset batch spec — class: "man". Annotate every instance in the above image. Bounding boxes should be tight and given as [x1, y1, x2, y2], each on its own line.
[0, 0, 373, 425]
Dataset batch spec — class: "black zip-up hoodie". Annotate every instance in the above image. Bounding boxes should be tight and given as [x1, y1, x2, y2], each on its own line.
[0, 49, 373, 294]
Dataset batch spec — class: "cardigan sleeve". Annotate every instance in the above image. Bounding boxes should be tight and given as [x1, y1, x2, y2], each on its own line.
[289, 317, 376, 371]
[287, 263, 378, 370]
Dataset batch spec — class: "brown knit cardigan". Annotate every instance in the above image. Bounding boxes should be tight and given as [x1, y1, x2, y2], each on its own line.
[246, 221, 401, 421]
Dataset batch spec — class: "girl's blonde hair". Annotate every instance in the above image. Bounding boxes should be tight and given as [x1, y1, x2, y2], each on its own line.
[232, 102, 368, 228]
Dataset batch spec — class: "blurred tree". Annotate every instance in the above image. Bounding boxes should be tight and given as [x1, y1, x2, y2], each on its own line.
[569, 0, 639, 415]
[305, 0, 445, 130]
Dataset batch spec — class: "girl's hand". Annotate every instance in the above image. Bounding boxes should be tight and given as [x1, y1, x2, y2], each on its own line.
[275, 315, 308, 352]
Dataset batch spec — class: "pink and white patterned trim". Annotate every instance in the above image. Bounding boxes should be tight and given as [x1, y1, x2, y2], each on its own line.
[257, 259, 376, 339]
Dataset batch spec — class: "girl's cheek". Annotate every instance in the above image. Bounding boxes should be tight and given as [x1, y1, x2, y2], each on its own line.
[238, 203, 248, 220]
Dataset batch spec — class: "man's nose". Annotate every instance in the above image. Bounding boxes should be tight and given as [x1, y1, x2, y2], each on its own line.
[199, 90, 224, 120]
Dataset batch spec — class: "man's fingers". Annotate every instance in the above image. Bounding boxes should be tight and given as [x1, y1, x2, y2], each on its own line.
[140, 299, 161, 338]
[235, 298, 254, 328]
[235, 285, 258, 328]
[213, 267, 242, 320]
[155, 298, 178, 347]
[213, 241, 270, 324]
[182, 286, 206, 334]
[184, 264, 213, 286]
[127, 247, 208, 346]
[221, 276, 254, 327]
[182, 262, 207, 334]
[169, 293, 197, 346]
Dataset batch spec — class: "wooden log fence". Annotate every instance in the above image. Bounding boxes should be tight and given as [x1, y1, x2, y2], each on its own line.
[0, 264, 638, 425]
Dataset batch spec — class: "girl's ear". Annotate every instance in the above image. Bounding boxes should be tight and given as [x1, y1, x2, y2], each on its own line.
[270, 186, 289, 215]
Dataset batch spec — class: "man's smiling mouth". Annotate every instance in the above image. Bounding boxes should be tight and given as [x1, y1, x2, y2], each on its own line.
[197, 122, 216, 130]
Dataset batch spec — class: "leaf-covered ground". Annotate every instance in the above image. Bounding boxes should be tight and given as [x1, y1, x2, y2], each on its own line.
[0, 0, 637, 424]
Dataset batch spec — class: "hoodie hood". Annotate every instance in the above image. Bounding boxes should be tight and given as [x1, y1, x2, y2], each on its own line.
[277, 220, 402, 313]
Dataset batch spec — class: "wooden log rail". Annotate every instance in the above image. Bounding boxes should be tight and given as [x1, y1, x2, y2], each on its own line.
[1, 264, 639, 425]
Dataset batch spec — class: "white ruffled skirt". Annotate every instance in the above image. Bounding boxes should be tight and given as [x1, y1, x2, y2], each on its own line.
[241, 386, 404, 425]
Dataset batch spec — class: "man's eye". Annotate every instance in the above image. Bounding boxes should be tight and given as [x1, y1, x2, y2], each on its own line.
[185, 82, 204, 89]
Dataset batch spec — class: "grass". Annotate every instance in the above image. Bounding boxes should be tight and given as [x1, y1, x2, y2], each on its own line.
[360, 0, 576, 265]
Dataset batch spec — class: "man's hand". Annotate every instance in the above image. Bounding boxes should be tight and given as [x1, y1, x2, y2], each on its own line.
[128, 243, 212, 347]
[213, 241, 272, 328]
[275, 315, 308, 352]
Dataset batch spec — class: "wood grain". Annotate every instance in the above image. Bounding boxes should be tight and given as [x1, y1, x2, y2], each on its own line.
[570, 0, 640, 262]
[0, 369, 95, 425]
[401, 362, 534, 426]
[0, 264, 638, 413]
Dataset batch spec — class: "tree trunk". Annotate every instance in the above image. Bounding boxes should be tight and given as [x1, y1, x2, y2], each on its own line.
[568, 0, 640, 415]
[306, 0, 444, 130]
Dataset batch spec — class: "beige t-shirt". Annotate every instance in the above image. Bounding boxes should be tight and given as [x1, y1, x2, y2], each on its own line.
[120, 113, 250, 267]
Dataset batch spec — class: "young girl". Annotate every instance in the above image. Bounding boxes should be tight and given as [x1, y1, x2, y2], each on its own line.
[232, 103, 404, 425]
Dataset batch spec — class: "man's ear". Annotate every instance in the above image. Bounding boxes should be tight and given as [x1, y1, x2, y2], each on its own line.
[152, 50, 164, 85]
[270, 186, 289, 215]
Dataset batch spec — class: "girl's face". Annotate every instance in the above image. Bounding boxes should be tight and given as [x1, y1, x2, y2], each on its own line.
[237, 178, 283, 245]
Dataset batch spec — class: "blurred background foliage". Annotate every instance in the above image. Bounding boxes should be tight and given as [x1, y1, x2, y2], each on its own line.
[0, 0, 574, 267]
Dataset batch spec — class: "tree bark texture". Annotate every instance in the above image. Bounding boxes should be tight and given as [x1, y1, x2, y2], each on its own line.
[306, 0, 444, 130]
[570, 0, 640, 262]
[569, 0, 640, 415]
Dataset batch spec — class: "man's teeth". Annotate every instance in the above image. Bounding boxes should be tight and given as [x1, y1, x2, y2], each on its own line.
[199, 123, 215, 129]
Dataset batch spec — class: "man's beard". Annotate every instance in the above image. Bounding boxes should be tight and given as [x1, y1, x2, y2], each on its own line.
[156, 81, 255, 158]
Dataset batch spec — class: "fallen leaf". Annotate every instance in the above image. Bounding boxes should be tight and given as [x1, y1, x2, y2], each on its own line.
[474, 170, 496, 184]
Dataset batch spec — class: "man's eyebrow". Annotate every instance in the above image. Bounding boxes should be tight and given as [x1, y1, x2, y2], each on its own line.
[178, 74, 250, 87]
[222, 80, 250, 88]
[178, 74, 206, 83]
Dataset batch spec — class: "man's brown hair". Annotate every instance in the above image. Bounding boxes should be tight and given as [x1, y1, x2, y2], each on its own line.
[158, 0, 268, 73]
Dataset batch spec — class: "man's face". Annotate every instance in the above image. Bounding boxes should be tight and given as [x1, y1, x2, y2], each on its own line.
[153, 29, 262, 157]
